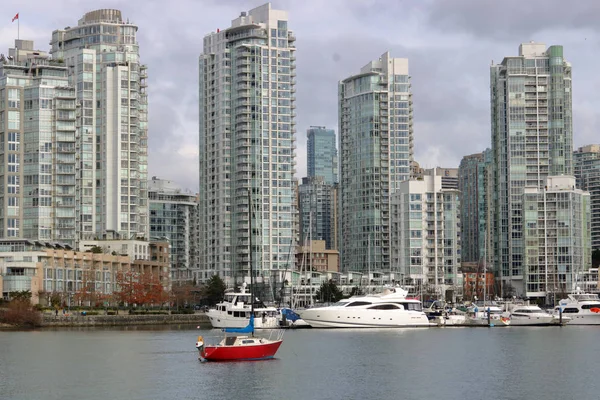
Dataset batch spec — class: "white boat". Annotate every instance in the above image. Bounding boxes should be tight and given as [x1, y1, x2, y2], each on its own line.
[465, 305, 511, 327]
[505, 304, 566, 326]
[553, 291, 600, 325]
[297, 286, 430, 328]
[206, 283, 280, 329]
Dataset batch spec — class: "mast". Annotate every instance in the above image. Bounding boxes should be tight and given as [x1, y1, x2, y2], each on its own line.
[249, 189, 255, 336]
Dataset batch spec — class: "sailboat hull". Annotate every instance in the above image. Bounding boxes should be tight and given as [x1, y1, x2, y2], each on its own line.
[200, 340, 283, 361]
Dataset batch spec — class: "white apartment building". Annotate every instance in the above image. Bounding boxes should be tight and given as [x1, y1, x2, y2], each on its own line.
[523, 176, 591, 301]
[49, 9, 149, 241]
[491, 42, 573, 295]
[339, 52, 414, 274]
[198, 4, 297, 290]
[0, 40, 78, 246]
[392, 172, 461, 300]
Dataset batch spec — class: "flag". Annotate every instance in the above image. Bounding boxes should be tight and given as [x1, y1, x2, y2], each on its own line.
[12, 13, 18, 22]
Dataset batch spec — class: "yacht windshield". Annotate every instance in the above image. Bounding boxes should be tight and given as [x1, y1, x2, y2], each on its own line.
[332, 301, 350, 307]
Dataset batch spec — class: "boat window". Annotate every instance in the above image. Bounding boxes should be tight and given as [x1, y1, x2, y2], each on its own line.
[399, 303, 422, 311]
[225, 337, 237, 346]
[242, 340, 256, 344]
[563, 308, 579, 314]
[227, 311, 232, 315]
[345, 301, 372, 307]
[332, 301, 350, 307]
[581, 304, 600, 310]
[367, 304, 400, 310]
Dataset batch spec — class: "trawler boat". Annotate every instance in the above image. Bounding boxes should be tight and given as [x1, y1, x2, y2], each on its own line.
[206, 283, 280, 329]
[553, 290, 600, 325]
[297, 286, 430, 328]
[505, 304, 566, 326]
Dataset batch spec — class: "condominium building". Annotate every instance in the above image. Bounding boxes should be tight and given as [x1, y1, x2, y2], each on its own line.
[149, 177, 199, 283]
[491, 42, 573, 295]
[0, 239, 170, 305]
[198, 4, 297, 289]
[391, 172, 461, 300]
[49, 9, 149, 241]
[574, 144, 600, 250]
[298, 176, 337, 250]
[0, 40, 77, 246]
[425, 167, 459, 190]
[458, 149, 493, 263]
[307, 126, 338, 184]
[522, 176, 590, 301]
[339, 52, 413, 273]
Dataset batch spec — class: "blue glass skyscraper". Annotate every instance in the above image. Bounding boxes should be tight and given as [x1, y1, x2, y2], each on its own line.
[307, 126, 338, 185]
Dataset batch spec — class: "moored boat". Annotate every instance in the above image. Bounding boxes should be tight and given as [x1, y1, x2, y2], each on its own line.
[553, 290, 600, 325]
[504, 304, 567, 326]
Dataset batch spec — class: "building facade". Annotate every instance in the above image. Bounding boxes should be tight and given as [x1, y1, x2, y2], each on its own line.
[198, 4, 297, 290]
[307, 126, 338, 184]
[491, 42, 573, 295]
[0, 40, 78, 246]
[391, 172, 461, 299]
[458, 149, 493, 263]
[574, 144, 600, 250]
[149, 177, 199, 283]
[339, 52, 413, 273]
[522, 176, 590, 301]
[298, 176, 337, 250]
[49, 9, 149, 241]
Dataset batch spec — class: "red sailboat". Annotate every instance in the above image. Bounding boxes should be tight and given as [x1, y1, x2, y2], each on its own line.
[195, 189, 284, 362]
[196, 315, 283, 361]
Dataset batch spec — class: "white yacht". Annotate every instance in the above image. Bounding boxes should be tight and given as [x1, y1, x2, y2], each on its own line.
[206, 283, 280, 329]
[553, 291, 600, 325]
[297, 286, 430, 328]
[505, 304, 565, 326]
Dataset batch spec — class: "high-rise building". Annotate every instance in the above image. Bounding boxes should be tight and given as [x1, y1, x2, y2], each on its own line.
[298, 176, 337, 250]
[522, 176, 590, 300]
[50, 9, 149, 241]
[458, 149, 493, 263]
[307, 126, 338, 184]
[490, 42, 573, 295]
[391, 171, 461, 300]
[424, 167, 459, 190]
[339, 52, 413, 273]
[0, 40, 77, 246]
[198, 4, 297, 289]
[574, 144, 600, 250]
[148, 177, 199, 283]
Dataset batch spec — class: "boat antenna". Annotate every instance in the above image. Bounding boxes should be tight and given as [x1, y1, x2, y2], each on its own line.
[249, 188, 255, 337]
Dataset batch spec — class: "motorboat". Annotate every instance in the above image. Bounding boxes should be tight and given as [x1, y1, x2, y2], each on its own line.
[553, 290, 600, 325]
[504, 304, 566, 326]
[206, 283, 280, 329]
[196, 315, 284, 362]
[465, 304, 510, 327]
[297, 286, 431, 328]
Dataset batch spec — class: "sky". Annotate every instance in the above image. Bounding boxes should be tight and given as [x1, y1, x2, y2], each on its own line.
[1, 0, 599, 192]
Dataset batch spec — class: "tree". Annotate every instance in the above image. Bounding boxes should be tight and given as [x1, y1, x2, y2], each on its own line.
[316, 280, 343, 303]
[90, 246, 103, 254]
[202, 275, 226, 306]
[9, 290, 32, 303]
[172, 282, 196, 309]
[114, 270, 168, 308]
[347, 286, 363, 298]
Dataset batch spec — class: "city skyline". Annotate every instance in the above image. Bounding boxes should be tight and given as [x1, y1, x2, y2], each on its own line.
[3, 0, 600, 192]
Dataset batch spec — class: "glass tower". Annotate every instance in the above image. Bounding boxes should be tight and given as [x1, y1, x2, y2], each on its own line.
[0, 40, 77, 245]
[339, 52, 413, 273]
[491, 42, 573, 296]
[574, 145, 600, 250]
[307, 126, 337, 185]
[198, 4, 297, 289]
[50, 9, 149, 241]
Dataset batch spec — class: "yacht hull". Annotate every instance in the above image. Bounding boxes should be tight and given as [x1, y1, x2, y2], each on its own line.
[509, 316, 564, 326]
[298, 308, 430, 328]
[564, 314, 600, 325]
[207, 312, 280, 329]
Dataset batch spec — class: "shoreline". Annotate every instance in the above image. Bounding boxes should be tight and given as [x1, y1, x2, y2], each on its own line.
[39, 312, 212, 328]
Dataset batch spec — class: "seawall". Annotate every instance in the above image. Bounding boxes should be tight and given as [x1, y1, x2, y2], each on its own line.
[41, 313, 212, 328]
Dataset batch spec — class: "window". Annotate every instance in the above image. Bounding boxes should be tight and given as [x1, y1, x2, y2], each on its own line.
[345, 301, 372, 307]
[367, 304, 400, 310]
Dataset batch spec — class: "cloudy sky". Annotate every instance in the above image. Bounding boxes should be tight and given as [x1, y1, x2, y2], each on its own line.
[1, 0, 598, 191]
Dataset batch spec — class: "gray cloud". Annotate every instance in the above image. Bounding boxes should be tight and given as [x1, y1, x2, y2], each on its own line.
[1, 0, 598, 191]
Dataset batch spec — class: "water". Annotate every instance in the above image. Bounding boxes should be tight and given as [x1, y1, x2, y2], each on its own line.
[1, 325, 598, 400]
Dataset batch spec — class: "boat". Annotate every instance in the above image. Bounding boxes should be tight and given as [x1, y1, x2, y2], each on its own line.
[279, 307, 311, 329]
[196, 189, 284, 361]
[206, 283, 280, 329]
[465, 304, 511, 327]
[297, 286, 431, 328]
[504, 304, 567, 326]
[196, 315, 284, 362]
[552, 289, 600, 325]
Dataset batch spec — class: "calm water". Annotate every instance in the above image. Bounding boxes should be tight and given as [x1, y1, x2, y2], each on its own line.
[1, 325, 599, 400]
